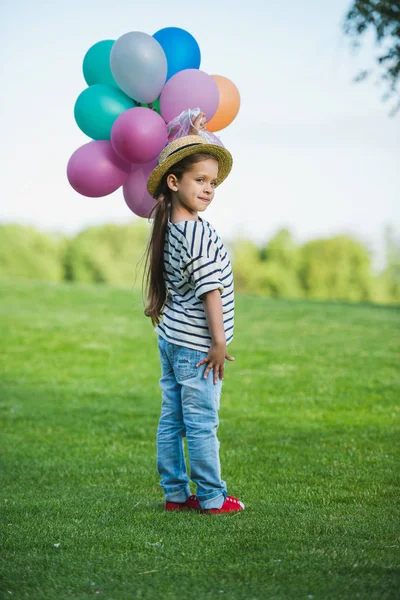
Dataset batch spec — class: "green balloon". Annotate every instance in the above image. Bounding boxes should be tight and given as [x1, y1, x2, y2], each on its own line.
[83, 40, 117, 87]
[139, 96, 161, 115]
[74, 84, 136, 140]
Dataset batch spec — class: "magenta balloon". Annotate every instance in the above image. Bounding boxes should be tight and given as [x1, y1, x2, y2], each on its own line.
[160, 69, 220, 123]
[67, 140, 131, 197]
[111, 106, 168, 164]
[123, 158, 158, 218]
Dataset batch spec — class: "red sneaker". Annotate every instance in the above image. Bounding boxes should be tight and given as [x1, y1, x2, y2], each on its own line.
[165, 494, 201, 511]
[203, 495, 245, 514]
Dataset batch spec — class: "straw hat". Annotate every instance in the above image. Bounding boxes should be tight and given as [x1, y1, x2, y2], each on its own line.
[147, 135, 233, 197]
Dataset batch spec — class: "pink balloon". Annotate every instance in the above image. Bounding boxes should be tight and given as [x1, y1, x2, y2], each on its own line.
[111, 107, 168, 164]
[67, 140, 131, 197]
[160, 69, 220, 123]
[123, 158, 158, 218]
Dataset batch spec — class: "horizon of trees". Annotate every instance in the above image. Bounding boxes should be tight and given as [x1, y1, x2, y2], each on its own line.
[0, 221, 399, 305]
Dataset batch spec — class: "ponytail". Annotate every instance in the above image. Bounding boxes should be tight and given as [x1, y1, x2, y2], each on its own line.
[143, 187, 170, 327]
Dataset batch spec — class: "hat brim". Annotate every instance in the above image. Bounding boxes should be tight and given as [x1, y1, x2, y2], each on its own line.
[147, 143, 233, 197]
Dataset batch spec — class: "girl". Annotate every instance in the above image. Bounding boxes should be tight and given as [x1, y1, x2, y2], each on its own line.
[142, 125, 244, 514]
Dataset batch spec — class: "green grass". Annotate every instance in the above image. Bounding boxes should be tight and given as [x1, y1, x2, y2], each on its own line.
[1, 279, 399, 600]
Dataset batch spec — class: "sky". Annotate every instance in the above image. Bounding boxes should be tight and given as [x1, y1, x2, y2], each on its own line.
[1, 0, 399, 270]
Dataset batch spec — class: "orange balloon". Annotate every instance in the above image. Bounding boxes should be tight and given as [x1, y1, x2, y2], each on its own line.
[207, 75, 240, 132]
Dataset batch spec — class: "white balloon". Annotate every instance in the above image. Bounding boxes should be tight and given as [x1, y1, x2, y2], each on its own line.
[110, 32, 167, 104]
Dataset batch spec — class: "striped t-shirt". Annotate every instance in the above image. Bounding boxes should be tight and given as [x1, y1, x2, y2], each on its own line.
[154, 214, 234, 352]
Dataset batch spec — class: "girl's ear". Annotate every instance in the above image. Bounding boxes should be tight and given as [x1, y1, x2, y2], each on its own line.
[167, 174, 178, 192]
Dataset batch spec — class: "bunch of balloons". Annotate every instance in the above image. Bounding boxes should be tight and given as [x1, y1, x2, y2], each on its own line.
[67, 27, 241, 218]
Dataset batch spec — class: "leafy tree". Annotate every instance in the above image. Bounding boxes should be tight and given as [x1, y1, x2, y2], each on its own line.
[343, 0, 400, 114]
[63, 221, 150, 288]
[0, 224, 64, 281]
[376, 224, 400, 301]
[260, 229, 303, 297]
[232, 230, 303, 298]
[261, 228, 297, 266]
[299, 235, 375, 301]
[231, 238, 263, 295]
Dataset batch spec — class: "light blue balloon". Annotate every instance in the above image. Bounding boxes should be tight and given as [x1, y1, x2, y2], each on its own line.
[110, 32, 167, 104]
[74, 84, 136, 140]
[153, 27, 201, 81]
[83, 40, 117, 87]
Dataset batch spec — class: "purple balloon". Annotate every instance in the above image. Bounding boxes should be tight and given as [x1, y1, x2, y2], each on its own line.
[160, 69, 220, 123]
[123, 158, 158, 218]
[111, 107, 168, 164]
[67, 140, 131, 197]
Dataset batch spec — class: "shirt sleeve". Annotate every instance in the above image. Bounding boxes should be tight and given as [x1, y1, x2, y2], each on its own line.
[182, 224, 224, 300]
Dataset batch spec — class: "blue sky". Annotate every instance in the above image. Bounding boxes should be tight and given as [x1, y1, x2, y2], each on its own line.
[1, 0, 399, 269]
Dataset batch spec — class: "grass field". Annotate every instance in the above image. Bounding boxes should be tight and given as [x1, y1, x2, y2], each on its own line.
[1, 279, 399, 600]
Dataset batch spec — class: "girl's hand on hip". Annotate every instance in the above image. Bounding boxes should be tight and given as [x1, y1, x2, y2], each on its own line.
[196, 341, 235, 384]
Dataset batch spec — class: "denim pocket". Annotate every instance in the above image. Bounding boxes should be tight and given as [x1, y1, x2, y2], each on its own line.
[174, 346, 202, 382]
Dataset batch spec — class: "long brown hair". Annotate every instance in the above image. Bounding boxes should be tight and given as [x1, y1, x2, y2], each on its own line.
[143, 152, 217, 326]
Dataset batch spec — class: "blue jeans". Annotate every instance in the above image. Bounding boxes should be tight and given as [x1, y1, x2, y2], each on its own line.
[156, 336, 228, 510]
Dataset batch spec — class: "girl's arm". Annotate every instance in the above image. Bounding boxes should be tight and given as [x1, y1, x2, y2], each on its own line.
[202, 289, 225, 345]
[196, 290, 227, 384]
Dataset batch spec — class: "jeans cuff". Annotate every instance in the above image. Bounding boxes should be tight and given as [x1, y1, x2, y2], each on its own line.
[163, 484, 191, 503]
[200, 491, 227, 510]
[196, 487, 227, 509]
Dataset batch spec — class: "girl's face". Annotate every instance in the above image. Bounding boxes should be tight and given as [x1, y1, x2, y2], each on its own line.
[170, 158, 219, 213]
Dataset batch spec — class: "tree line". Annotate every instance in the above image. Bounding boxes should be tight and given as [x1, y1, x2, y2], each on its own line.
[0, 222, 398, 305]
